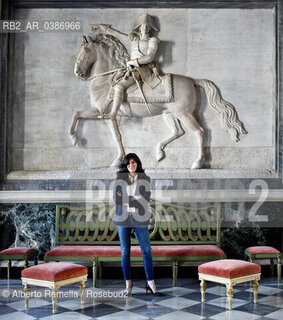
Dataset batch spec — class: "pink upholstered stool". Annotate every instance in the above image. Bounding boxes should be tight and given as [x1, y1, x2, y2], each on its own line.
[245, 246, 281, 282]
[198, 259, 261, 310]
[21, 262, 88, 314]
[0, 247, 38, 279]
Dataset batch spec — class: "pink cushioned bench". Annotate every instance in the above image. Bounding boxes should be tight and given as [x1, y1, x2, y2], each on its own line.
[198, 259, 261, 310]
[0, 247, 38, 279]
[245, 246, 282, 282]
[45, 204, 226, 286]
[22, 262, 87, 314]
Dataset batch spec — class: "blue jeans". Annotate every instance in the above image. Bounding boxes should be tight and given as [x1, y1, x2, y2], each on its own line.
[116, 226, 154, 281]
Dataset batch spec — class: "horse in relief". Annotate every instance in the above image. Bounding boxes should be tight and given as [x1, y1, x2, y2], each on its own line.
[70, 34, 247, 168]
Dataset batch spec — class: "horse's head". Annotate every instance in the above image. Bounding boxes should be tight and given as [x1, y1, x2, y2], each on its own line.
[74, 35, 97, 79]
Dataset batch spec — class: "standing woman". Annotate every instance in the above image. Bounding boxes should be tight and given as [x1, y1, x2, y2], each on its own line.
[113, 153, 160, 295]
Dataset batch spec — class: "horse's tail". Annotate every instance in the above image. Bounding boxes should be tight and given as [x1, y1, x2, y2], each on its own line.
[193, 79, 247, 142]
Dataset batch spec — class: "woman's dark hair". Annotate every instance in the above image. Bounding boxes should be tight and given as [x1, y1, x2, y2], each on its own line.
[118, 153, 145, 173]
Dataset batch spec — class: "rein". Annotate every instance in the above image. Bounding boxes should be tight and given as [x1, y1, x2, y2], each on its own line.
[83, 68, 125, 81]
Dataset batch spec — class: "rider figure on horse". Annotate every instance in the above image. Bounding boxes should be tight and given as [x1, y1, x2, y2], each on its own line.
[91, 14, 162, 119]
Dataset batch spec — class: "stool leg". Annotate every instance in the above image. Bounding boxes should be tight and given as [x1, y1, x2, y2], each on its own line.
[99, 262, 103, 280]
[25, 259, 29, 269]
[7, 260, 11, 279]
[270, 259, 274, 278]
[173, 260, 178, 287]
[34, 255, 38, 266]
[226, 284, 234, 310]
[278, 256, 282, 282]
[93, 259, 98, 287]
[253, 280, 259, 303]
[200, 279, 206, 302]
[80, 280, 86, 304]
[52, 287, 58, 314]
[24, 283, 30, 309]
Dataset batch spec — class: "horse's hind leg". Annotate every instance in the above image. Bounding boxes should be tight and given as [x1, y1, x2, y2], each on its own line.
[156, 112, 185, 161]
[69, 109, 100, 146]
[174, 112, 205, 169]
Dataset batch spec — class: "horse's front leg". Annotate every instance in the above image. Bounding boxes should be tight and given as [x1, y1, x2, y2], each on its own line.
[69, 109, 100, 146]
[105, 118, 125, 167]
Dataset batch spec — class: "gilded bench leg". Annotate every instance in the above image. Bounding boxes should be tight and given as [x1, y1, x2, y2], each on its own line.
[99, 262, 103, 280]
[93, 258, 98, 287]
[24, 283, 30, 309]
[278, 254, 282, 282]
[52, 287, 58, 314]
[270, 259, 274, 278]
[7, 260, 11, 279]
[172, 260, 178, 287]
[80, 280, 86, 304]
[253, 280, 259, 303]
[226, 284, 234, 310]
[200, 279, 206, 302]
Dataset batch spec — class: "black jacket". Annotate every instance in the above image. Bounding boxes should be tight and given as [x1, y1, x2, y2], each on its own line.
[113, 172, 151, 226]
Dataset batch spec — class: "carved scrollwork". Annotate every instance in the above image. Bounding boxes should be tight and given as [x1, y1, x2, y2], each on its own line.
[57, 203, 220, 244]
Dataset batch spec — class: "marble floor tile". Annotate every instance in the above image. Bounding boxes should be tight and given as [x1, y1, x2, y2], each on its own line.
[153, 310, 206, 320]
[245, 285, 282, 296]
[57, 300, 98, 311]
[7, 298, 51, 311]
[210, 310, 261, 320]
[182, 302, 226, 318]
[104, 296, 147, 310]
[257, 295, 283, 307]
[262, 308, 283, 319]
[1, 278, 283, 319]
[234, 303, 280, 317]
[96, 310, 149, 320]
[155, 296, 199, 309]
[207, 296, 249, 309]
[79, 303, 121, 318]
[40, 311, 93, 320]
[0, 311, 36, 320]
[158, 286, 195, 296]
[205, 285, 240, 295]
[129, 303, 174, 318]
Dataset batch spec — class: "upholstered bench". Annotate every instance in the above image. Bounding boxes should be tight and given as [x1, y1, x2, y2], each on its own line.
[45, 244, 225, 286]
[45, 204, 226, 287]
[0, 247, 38, 279]
[245, 246, 282, 282]
[21, 262, 88, 314]
[198, 259, 261, 310]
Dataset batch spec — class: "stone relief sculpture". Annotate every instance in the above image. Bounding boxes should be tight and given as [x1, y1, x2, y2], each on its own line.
[70, 14, 247, 169]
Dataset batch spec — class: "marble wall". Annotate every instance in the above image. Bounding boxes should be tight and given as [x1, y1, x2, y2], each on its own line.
[0, 203, 55, 259]
[9, 7, 275, 172]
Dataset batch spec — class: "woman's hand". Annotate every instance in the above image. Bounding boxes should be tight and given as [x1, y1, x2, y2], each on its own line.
[131, 196, 141, 201]
[116, 191, 123, 197]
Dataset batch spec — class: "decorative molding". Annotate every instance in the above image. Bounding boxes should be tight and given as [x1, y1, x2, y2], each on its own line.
[6, 169, 278, 180]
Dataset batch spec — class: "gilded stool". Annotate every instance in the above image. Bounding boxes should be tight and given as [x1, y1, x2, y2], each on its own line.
[198, 259, 261, 310]
[0, 247, 38, 279]
[21, 262, 88, 314]
[245, 246, 281, 282]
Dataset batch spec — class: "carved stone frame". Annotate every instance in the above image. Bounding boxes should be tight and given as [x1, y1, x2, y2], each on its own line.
[0, 0, 282, 192]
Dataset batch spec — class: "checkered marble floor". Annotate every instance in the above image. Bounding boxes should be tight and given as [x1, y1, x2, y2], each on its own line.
[1, 277, 283, 319]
